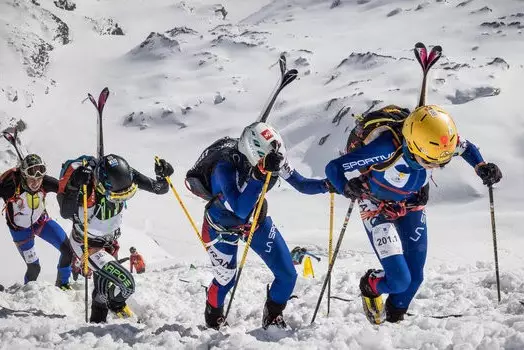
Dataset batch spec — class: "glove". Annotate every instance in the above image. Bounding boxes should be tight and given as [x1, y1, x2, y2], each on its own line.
[155, 159, 174, 179]
[324, 179, 339, 194]
[260, 151, 284, 173]
[343, 176, 369, 200]
[290, 246, 307, 265]
[70, 166, 92, 188]
[476, 162, 502, 186]
[252, 151, 284, 180]
[407, 184, 429, 208]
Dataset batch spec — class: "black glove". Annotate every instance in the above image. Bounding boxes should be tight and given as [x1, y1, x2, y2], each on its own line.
[407, 183, 429, 208]
[343, 176, 369, 200]
[476, 163, 502, 186]
[155, 159, 174, 179]
[260, 151, 284, 173]
[70, 166, 93, 188]
[252, 151, 284, 180]
[324, 179, 339, 194]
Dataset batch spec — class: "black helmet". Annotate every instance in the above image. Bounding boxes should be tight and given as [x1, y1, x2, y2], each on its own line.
[21, 154, 46, 179]
[95, 154, 138, 202]
[130, 246, 137, 253]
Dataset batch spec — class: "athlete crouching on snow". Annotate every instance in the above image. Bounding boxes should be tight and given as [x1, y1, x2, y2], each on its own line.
[197, 122, 333, 330]
[0, 154, 72, 288]
[325, 105, 502, 324]
[57, 154, 173, 323]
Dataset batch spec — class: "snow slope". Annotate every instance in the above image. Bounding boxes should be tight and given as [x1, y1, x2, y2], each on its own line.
[1, 0, 524, 348]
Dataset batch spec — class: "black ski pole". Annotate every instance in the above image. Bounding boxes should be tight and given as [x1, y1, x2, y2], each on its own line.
[311, 200, 355, 324]
[488, 185, 501, 302]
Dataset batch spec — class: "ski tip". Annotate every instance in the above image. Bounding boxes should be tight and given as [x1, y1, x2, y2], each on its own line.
[414, 42, 426, 48]
[279, 54, 287, 76]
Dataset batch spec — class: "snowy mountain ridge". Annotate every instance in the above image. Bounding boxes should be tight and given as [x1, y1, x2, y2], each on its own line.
[0, 0, 523, 348]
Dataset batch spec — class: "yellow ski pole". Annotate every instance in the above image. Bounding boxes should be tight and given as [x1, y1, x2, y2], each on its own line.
[327, 192, 334, 315]
[82, 159, 89, 323]
[154, 156, 206, 251]
[224, 171, 272, 321]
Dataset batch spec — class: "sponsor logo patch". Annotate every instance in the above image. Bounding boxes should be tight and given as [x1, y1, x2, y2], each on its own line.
[261, 129, 273, 140]
[342, 151, 396, 171]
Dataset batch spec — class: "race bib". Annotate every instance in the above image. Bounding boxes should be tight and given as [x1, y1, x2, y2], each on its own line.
[22, 247, 38, 264]
[212, 265, 236, 286]
[90, 250, 115, 269]
[371, 223, 403, 259]
[208, 246, 235, 286]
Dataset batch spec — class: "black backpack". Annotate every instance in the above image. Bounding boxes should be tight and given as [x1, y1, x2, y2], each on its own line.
[346, 105, 410, 172]
[185, 137, 244, 200]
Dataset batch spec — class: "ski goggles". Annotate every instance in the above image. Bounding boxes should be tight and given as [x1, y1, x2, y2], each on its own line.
[96, 182, 138, 203]
[22, 164, 47, 179]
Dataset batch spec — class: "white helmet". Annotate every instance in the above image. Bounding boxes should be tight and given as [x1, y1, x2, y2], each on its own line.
[238, 122, 286, 166]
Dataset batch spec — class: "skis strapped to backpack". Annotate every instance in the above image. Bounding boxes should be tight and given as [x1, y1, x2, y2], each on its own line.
[344, 42, 443, 173]
[186, 55, 298, 201]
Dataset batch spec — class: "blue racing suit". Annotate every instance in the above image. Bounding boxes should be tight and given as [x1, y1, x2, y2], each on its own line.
[203, 155, 328, 308]
[325, 131, 485, 310]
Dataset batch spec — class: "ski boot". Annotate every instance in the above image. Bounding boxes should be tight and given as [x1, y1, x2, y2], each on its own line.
[205, 301, 227, 330]
[57, 283, 73, 291]
[360, 269, 386, 325]
[114, 304, 133, 319]
[385, 297, 407, 323]
[90, 302, 109, 323]
[262, 298, 287, 330]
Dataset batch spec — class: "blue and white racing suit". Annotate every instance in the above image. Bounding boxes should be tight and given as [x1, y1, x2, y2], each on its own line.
[203, 156, 328, 308]
[325, 131, 485, 309]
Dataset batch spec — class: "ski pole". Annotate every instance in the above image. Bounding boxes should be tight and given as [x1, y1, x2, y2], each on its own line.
[327, 192, 334, 316]
[224, 171, 272, 321]
[155, 156, 207, 251]
[311, 200, 355, 324]
[82, 159, 89, 323]
[488, 185, 501, 302]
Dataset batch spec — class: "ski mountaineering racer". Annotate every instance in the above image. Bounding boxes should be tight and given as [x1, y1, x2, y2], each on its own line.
[0, 153, 72, 289]
[325, 104, 502, 324]
[57, 154, 173, 323]
[129, 246, 146, 274]
[186, 122, 335, 330]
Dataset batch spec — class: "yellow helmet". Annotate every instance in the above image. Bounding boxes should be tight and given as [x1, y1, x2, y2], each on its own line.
[402, 105, 458, 164]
